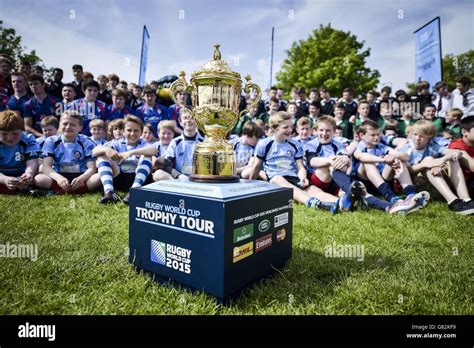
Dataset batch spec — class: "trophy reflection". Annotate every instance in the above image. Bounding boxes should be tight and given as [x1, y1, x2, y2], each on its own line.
[169, 44, 261, 183]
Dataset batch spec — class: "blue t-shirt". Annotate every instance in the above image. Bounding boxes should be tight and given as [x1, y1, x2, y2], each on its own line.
[104, 138, 150, 173]
[398, 139, 447, 166]
[23, 95, 62, 132]
[230, 137, 255, 168]
[165, 133, 204, 175]
[255, 137, 303, 179]
[135, 103, 169, 136]
[41, 134, 95, 173]
[36, 135, 47, 149]
[71, 98, 108, 136]
[6, 94, 30, 114]
[292, 135, 315, 147]
[107, 105, 133, 121]
[304, 138, 347, 174]
[0, 132, 40, 176]
[353, 140, 391, 174]
[89, 137, 107, 146]
[153, 141, 170, 157]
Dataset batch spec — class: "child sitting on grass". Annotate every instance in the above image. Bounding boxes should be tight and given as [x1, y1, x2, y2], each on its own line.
[399, 120, 474, 215]
[0, 110, 39, 194]
[34, 111, 101, 194]
[250, 112, 362, 214]
[93, 115, 158, 204]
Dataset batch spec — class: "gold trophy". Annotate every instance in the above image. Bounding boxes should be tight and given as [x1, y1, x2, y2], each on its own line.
[169, 44, 261, 183]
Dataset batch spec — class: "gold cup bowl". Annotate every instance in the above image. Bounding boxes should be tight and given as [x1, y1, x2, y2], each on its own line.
[169, 44, 261, 183]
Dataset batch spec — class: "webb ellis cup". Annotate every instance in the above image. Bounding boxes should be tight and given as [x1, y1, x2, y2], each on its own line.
[169, 44, 262, 183]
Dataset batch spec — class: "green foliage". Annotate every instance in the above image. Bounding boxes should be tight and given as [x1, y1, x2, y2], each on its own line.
[442, 50, 474, 90]
[406, 50, 474, 93]
[0, 194, 472, 315]
[276, 24, 380, 98]
[0, 20, 42, 66]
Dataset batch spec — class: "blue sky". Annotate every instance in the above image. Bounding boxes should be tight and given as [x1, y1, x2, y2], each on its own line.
[2, 0, 473, 94]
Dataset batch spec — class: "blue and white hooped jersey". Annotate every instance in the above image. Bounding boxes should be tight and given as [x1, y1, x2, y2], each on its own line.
[398, 140, 447, 166]
[0, 132, 40, 176]
[255, 136, 303, 179]
[104, 138, 149, 173]
[153, 140, 170, 157]
[230, 137, 255, 168]
[41, 134, 95, 173]
[165, 133, 204, 175]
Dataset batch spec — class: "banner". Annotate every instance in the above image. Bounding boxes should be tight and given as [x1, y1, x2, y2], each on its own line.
[414, 17, 442, 89]
[138, 25, 150, 86]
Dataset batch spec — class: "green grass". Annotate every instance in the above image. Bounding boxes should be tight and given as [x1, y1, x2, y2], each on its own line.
[0, 193, 472, 315]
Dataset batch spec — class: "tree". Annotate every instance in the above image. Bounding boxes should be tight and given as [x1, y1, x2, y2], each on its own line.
[276, 24, 380, 98]
[442, 50, 474, 91]
[405, 50, 474, 93]
[0, 20, 43, 67]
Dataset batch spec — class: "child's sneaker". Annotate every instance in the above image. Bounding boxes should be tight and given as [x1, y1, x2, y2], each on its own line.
[309, 198, 338, 214]
[99, 192, 121, 204]
[387, 192, 427, 215]
[448, 199, 474, 215]
[338, 181, 364, 212]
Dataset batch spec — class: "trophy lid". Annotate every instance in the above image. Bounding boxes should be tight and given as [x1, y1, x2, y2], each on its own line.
[192, 44, 241, 80]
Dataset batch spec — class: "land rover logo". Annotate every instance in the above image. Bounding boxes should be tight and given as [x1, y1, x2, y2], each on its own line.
[258, 219, 270, 232]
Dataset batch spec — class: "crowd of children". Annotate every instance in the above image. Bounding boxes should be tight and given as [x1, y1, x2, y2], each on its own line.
[0, 55, 473, 215]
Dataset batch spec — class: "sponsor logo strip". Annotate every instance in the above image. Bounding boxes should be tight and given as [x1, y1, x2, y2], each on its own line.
[233, 223, 254, 243]
[256, 234, 272, 252]
[233, 241, 254, 263]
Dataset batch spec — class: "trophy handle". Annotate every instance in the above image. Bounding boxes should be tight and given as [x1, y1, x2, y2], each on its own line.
[238, 74, 262, 119]
[169, 71, 192, 107]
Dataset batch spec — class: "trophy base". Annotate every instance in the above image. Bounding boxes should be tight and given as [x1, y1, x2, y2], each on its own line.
[189, 173, 240, 183]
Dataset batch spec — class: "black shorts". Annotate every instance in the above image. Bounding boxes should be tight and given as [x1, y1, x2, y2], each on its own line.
[113, 172, 153, 191]
[269, 175, 301, 188]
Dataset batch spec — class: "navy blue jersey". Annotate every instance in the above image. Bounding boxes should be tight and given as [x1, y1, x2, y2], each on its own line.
[165, 133, 204, 175]
[41, 134, 95, 173]
[342, 100, 358, 120]
[320, 98, 336, 116]
[135, 103, 170, 136]
[255, 137, 303, 179]
[0, 132, 40, 176]
[23, 95, 62, 132]
[71, 98, 108, 136]
[6, 94, 31, 114]
[107, 105, 133, 121]
[104, 138, 150, 173]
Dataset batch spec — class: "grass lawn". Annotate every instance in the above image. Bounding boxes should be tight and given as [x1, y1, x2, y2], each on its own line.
[0, 193, 472, 315]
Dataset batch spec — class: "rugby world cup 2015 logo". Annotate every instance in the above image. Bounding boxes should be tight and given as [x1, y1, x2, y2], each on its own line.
[150, 240, 166, 265]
